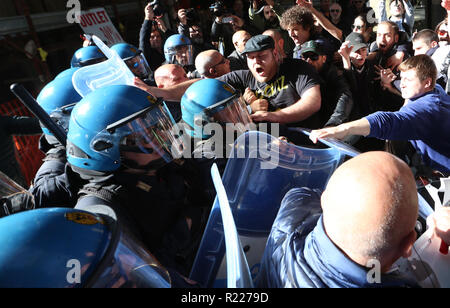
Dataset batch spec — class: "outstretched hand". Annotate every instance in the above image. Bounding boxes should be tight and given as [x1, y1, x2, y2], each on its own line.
[309, 125, 348, 144]
[427, 207, 450, 245]
[134, 77, 156, 96]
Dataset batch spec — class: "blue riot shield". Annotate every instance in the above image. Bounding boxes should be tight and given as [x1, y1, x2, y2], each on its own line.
[210, 163, 253, 288]
[189, 129, 357, 287]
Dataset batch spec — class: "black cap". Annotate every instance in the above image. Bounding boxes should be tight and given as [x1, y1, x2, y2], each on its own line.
[300, 40, 325, 55]
[242, 35, 275, 54]
[345, 32, 367, 52]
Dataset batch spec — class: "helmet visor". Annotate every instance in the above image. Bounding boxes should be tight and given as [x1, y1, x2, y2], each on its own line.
[91, 102, 184, 164]
[125, 53, 152, 80]
[166, 45, 193, 66]
[204, 94, 253, 129]
[89, 221, 172, 288]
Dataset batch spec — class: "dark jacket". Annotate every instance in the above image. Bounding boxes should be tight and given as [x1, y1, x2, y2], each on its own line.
[227, 49, 248, 71]
[256, 187, 421, 288]
[139, 19, 176, 71]
[177, 22, 216, 59]
[342, 59, 378, 119]
[318, 62, 353, 127]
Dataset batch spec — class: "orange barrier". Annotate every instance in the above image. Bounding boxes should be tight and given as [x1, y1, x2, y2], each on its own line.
[0, 98, 44, 187]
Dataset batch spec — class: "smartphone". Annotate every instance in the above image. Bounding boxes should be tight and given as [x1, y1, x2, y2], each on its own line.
[222, 17, 233, 23]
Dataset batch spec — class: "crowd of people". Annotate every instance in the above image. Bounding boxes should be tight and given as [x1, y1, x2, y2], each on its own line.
[1, 0, 450, 288]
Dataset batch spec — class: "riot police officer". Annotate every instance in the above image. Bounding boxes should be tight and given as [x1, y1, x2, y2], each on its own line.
[66, 84, 204, 275]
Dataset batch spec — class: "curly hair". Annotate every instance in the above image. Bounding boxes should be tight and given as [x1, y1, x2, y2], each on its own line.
[280, 6, 315, 32]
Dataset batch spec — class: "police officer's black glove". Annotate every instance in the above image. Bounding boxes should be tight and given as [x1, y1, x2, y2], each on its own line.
[0, 192, 34, 218]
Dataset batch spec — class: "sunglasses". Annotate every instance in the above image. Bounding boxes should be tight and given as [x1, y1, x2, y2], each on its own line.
[354, 0, 363, 3]
[301, 53, 320, 61]
[211, 57, 227, 69]
[330, 9, 341, 12]
[351, 24, 364, 30]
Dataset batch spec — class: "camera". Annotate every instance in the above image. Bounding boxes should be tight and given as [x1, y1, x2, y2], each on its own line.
[149, 0, 165, 17]
[252, 0, 274, 14]
[209, 0, 228, 17]
[185, 8, 199, 26]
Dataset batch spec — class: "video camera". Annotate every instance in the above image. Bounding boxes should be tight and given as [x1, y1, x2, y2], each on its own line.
[209, 0, 228, 17]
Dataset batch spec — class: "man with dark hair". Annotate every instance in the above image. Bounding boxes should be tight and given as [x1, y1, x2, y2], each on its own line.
[369, 21, 409, 111]
[177, 9, 215, 59]
[379, 0, 414, 40]
[139, 3, 175, 71]
[249, 0, 294, 55]
[412, 29, 450, 88]
[299, 40, 353, 127]
[280, 5, 317, 59]
[310, 55, 450, 174]
[135, 35, 323, 128]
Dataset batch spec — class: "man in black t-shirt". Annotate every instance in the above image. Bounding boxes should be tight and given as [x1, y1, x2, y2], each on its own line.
[134, 35, 322, 128]
[218, 34, 323, 128]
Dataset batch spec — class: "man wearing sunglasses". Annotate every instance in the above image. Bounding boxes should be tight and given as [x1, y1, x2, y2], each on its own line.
[299, 40, 353, 128]
[136, 35, 323, 128]
[195, 49, 231, 79]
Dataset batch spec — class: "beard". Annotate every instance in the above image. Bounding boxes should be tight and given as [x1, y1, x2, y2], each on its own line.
[191, 37, 204, 45]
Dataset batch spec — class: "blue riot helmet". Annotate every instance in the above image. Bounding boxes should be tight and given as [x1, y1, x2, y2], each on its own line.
[67, 84, 184, 173]
[180, 79, 253, 139]
[54, 67, 79, 80]
[163, 34, 194, 66]
[36, 73, 82, 144]
[110, 43, 152, 80]
[0, 208, 171, 287]
[70, 46, 107, 67]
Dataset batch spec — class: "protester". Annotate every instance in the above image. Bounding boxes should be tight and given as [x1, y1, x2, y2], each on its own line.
[257, 151, 420, 288]
[310, 55, 450, 174]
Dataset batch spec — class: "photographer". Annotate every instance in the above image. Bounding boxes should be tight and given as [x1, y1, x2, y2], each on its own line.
[139, 2, 176, 71]
[249, 0, 295, 58]
[210, 1, 256, 57]
[177, 8, 215, 59]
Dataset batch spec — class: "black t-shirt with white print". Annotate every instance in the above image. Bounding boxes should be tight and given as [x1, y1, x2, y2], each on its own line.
[217, 58, 323, 128]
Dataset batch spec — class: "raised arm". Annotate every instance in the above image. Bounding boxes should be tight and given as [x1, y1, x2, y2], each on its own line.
[297, 0, 343, 41]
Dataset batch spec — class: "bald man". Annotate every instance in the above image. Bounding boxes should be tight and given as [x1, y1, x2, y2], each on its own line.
[195, 49, 230, 78]
[154, 63, 189, 88]
[228, 30, 251, 71]
[257, 151, 420, 288]
[153, 63, 189, 121]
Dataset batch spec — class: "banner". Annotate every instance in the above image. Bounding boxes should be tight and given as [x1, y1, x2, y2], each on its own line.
[78, 7, 124, 46]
